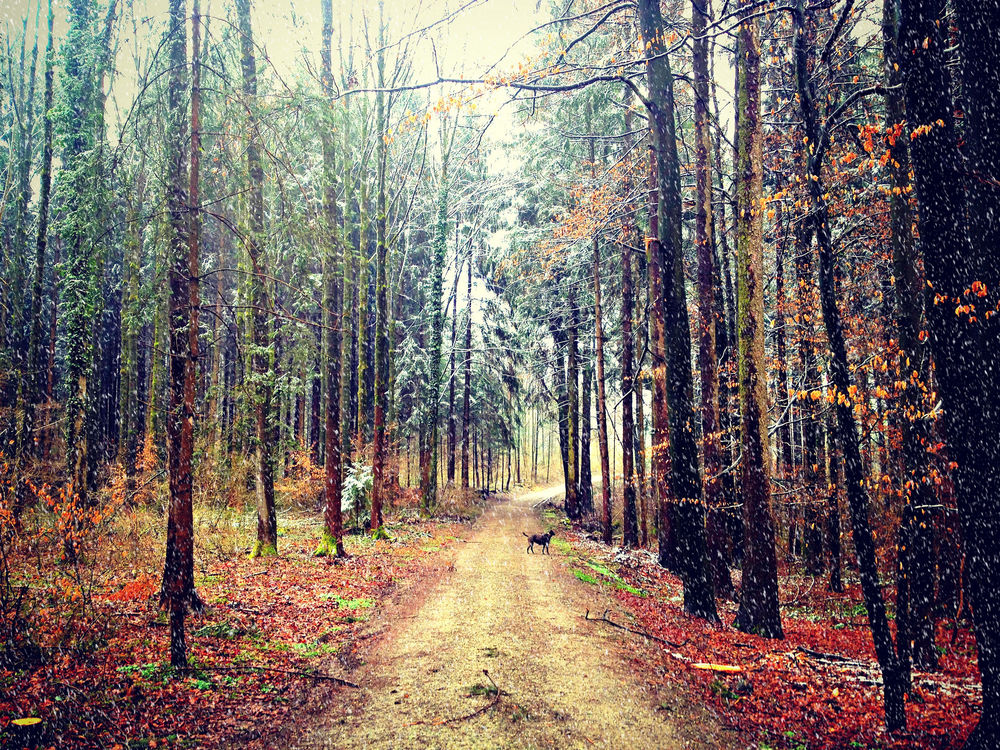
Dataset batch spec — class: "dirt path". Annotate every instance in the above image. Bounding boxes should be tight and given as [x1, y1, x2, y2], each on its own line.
[301, 487, 729, 749]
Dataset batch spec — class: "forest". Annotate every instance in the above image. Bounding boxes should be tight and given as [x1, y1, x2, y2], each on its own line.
[0, 0, 997, 748]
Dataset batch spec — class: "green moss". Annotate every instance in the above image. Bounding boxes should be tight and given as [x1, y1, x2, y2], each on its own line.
[192, 620, 257, 639]
[573, 569, 598, 585]
[580, 560, 647, 597]
[313, 530, 341, 557]
[248, 541, 277, 559]
[549, 537, 572, 555]
[291, 642, 339, 658]
[585, 561, 614, 577]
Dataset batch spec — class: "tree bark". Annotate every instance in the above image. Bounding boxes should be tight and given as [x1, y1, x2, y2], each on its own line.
[620, 204, 636, 549]
[370, 5, 390, 532]
[638, 0, 717, 621]
[566, 305, 580, 519]
[21, 0, 54, 460]
[316, 0, 344, 557]
[237, 0, 277, 559]
[882, 0, 935, 673]
[461, 242, 473, 489]
[693, 0, 728, 594]
[733, 1, 782, 639]
[161, 0, 201, 669]
[901, 1, 1000, 743]
[794, 0, 905, 727]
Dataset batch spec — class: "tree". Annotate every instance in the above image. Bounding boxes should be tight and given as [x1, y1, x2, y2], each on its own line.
[461, 241, 473, 489]
[693, 0, 728, 594]
[901, 0, 1000, 743]
[236, 0, 278, 558]
[587, 100, 613, 546]
[793, 0, 905, 728]
[370, 4, 390, 532]
[57, 0, 105, 547]
[315, 0, 344, 558]
[161, 0, 202, 669]
[732, 0, 782, 639]
[882, 0, 936, 673]
[619, 119, 637, 547]
[638, 0, 717, 621]
[23, 0, 55, 459]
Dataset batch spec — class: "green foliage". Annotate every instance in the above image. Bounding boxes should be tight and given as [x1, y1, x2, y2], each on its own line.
[466, 681, 498, 697]
[342, 463, 373, 530]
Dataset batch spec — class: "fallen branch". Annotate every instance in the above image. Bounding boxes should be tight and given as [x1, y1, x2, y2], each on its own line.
[584, 609, 686, 649]
[444, 669, 503, 724]
[532, 495, 559, 508]
[795, 645, 856, 663]
[195, 664, 359, 688]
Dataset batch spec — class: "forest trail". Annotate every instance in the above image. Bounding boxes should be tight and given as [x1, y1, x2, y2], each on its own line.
[301, 487, 726, 749]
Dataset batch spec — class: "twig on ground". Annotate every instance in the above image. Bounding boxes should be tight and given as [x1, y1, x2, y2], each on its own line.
[584, 609, 686, 649]
[795, 645, 857, 664]
[444, 669, 503, 724]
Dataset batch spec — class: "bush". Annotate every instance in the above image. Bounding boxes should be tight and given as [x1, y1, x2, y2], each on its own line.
[342, 463, 373, 531]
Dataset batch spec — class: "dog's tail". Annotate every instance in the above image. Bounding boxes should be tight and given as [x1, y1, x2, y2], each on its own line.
[522, 532, 529, 537]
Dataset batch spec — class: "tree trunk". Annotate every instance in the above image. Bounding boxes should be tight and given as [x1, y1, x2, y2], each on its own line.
[620, 200, 636, 548]
[461, 243, 473, 489]
[237, 0, 277, 559]
[826, 416, 843, 593]
[901, 1, 1000, 743]
[646, 149, 673, 570]
[694, 0, 728, 594]
[22, 0, 54, 460]
[579, 354, 594, 515]
[638, 0, 717, 621]
[566, 306, 580, 519]
[447, 245, 461, 485]
[586, 105, 613, 541]
[733, 0, 782, 639]
[794, 0, 905, 727]
[161, 0, 202, 669]
[882, 0, 935, 673]
[370, 6, 390, 532]
[316, 0, 344, 557]
[421, 159, 449, 513]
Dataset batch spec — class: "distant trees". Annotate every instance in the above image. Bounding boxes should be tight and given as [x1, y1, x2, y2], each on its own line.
[57, 0, 106, 531]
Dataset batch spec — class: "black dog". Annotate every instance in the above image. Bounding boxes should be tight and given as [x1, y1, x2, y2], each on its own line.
[522, 529, 555, 555]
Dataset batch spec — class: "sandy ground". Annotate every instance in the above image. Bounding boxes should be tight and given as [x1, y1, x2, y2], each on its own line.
[299, 487, 733, 749]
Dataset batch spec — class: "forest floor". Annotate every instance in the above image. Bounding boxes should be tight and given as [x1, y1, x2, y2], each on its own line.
[0, 491, 481, 749]
[543, 508, 981, 750]
[300, 486, 733, 750]
[2, 483, 981, 749]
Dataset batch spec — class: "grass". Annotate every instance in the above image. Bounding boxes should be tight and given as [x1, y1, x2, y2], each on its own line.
[549, 537, 573, 555]
[581, 560, 647, 597]
[466, 682, 499, 697]
[573, 569, 599, 584]
[318, 593, 375, 609]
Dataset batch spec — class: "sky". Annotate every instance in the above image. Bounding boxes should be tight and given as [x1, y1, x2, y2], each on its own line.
[0, 0, 552, 159]
[0, 0, 545, 96]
